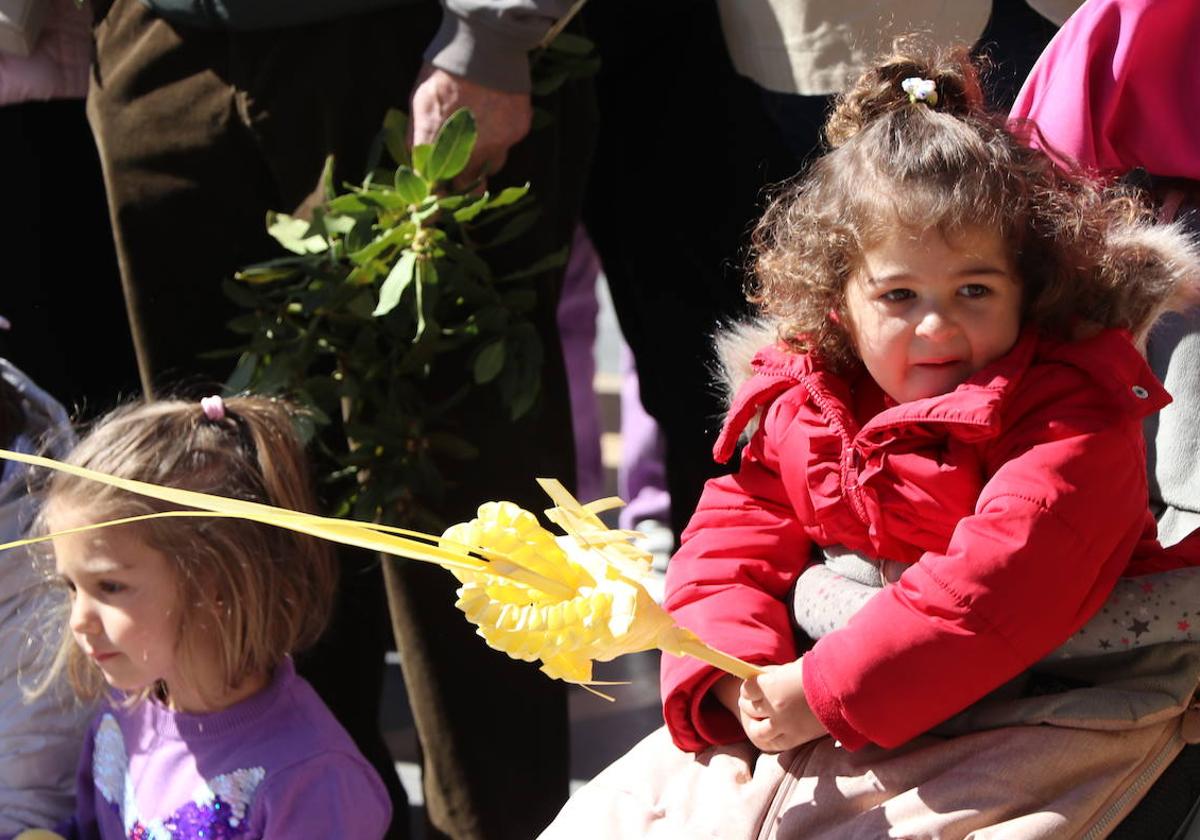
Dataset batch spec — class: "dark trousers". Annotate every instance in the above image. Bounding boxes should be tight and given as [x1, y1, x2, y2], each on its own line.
[0, 100, 139, 419]
[582, 0, 796, 539]
[87, 2, 596, 836]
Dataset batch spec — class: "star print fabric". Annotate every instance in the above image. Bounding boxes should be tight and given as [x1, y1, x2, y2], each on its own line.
[792, 550, 1200, 662]
[1043, 567, 1200, 660]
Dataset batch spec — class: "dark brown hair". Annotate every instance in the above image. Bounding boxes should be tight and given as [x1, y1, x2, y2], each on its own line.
[750, 38, 1150, 368]
[39, 395, 335, 703]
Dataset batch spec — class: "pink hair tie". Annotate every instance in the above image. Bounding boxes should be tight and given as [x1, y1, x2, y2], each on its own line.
[201, 395, 226, 421]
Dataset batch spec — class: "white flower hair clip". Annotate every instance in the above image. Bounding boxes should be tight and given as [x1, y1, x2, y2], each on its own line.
[901, 77, 939, 107]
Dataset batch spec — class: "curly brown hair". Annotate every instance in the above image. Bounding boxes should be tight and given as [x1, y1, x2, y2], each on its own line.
[749, 38, 1150, 368]
[35, 395, 335, 706]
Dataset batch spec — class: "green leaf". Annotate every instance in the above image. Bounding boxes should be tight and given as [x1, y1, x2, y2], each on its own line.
[411, 143, 433, 179]
[233, 265, 297, 285]
[346, 263, 381, 286]
[322, 214, 358, 236]
[327, 193, 371, 214]
[225, 352, 260, 393]
[412, 201, 441, 223]
[267, 212, 329, 255]
[413, 259, 439, 341]
[383, 109, 410, 167]
[374, 250, 417, 317]
[531, 70, 568, 97]
[393, 167, 429, 204]
[320, 155, 337, 201]
[497, 322, 543, 419]
[426, 109, 477, 183]
[222, 277, 261, 307]
[452, 194, 491, 223]
[547, 31, 593, 55]
[349, 226, 412, 266]
[473, 339, 506, 384]
[486, 185, 529, 209]
[481, 208, 540, 248]
[358, 188, 411, 211]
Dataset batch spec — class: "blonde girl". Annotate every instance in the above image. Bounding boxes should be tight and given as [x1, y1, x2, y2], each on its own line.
[24, 396, 390, 839]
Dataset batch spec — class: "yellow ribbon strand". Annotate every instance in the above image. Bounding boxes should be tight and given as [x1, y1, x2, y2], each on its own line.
[0, 448, 573, 597]
[0, 449, 763, 683]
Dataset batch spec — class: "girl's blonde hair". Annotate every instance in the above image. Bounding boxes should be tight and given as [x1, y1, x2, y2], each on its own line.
[40, 395, 335, 704]
[750, 38, 1151, 368]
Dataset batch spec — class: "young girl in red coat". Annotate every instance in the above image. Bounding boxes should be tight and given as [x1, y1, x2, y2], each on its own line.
[545, 32, 1200, 840]
[654, 39, 1200, 759]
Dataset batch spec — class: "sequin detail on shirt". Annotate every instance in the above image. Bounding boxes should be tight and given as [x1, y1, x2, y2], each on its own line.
[92, 713, 267, 839]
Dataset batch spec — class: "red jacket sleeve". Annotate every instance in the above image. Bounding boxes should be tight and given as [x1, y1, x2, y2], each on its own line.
[802, 374, 1154, 749]
[660, 396, 813, 752]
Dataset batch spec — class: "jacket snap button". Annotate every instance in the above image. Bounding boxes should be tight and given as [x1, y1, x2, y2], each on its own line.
[1131, 385, 1149, 399]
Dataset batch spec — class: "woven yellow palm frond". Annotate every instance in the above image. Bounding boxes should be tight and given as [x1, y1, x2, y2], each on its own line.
[0, 449, 761, 686]
[442, 479, 763, 684]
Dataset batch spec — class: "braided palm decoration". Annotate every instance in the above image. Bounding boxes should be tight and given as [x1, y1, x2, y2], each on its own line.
[0, 450, 762, 689]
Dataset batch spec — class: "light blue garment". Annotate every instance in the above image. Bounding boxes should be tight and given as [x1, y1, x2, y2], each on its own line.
[0, 359, 92, 834]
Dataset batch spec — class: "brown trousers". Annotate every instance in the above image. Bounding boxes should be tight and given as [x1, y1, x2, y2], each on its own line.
[87, 2, 597, 837]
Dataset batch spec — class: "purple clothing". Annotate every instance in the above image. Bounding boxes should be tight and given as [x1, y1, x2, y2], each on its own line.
[558, 225, 604, 504]
[63, 659, 390, 840]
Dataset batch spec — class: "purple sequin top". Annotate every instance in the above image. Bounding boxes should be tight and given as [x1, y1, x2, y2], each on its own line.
[63, 658, 390, 839]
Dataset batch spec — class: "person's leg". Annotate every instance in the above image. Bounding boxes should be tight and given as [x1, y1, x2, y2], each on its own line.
[558, 226, 604, 504]
[583, 0, 794, 539]
[972, 1, 1061, 110]
[0, 99, 138, 417]
[617, 344, 671, 535]
[229, 8, 596, 837]
[86, 5, 411, 834]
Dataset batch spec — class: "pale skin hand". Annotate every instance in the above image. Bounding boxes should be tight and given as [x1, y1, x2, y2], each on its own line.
[408, 62, 533, 190]
[713, 659, 827, 753]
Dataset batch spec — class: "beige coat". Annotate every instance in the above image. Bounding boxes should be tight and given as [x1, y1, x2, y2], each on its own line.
[543, 643, 1200, 838]
[715, 0, 1083, 96]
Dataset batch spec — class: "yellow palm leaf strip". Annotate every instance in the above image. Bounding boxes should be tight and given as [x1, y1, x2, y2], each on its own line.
[536, 478, 765, 678]
[662, 628, 764, 680]
[0, 448, 573, 597]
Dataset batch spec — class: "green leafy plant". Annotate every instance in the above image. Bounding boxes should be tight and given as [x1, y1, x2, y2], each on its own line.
[224, 108, 562, 529]
[224, 32, 598, 529]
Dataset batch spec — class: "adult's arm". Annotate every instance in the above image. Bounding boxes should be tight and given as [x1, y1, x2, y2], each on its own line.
[412, 0, 579, 185]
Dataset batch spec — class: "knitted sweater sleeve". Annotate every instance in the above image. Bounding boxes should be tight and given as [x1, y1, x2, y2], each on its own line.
[425, 0, 578, 92]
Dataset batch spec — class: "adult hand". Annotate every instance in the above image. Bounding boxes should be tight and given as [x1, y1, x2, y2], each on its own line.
[737, 659, 826, 753]
[409, 62, 533, 190]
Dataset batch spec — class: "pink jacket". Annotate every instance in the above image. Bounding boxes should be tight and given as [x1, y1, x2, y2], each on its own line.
[661, 327, 1200, 753]
[1010, 0, 1200, 180]
[0, 0, 92, 106]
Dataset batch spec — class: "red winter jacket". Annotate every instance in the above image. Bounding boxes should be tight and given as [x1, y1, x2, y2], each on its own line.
[661, 327, 1200, 753]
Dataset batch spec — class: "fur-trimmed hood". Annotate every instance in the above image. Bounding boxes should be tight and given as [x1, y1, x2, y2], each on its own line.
[715, 217, 1200, 403]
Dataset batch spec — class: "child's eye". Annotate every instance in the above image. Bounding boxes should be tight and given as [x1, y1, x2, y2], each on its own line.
[880, 288, 915, 303]
[98, 580, 127, 595]
[959, 283, 991, 298]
